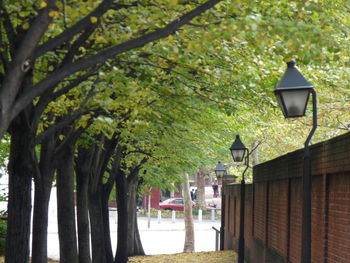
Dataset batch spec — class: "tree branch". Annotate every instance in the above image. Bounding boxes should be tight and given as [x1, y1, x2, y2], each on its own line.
[34, 0, 139, 58]
[35, 86, 96, 144]
[12, 0, 222, 119]
[0, 3, 16, 58]
[30, 70, 98, 131]
[60, 26, 97, 66]
[104, 142, 123, 191]
[249, 140, 263, 155]
[127, 157, 148, 183]
[0, 0, 57, 126]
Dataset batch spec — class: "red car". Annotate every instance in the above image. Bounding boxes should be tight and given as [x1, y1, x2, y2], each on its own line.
[159, 198, 196, 211]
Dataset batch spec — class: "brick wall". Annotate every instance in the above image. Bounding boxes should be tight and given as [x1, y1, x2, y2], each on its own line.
[224, 132, 350, 263]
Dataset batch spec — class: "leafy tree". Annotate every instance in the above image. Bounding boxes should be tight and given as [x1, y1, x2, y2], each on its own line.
[0, 2, 350, 263]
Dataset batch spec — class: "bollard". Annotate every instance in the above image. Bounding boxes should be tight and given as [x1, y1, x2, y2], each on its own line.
[198, 209, 202, 222]
[147, 194, 151, 229]
[211, 209, 215, 221]
[158, 210, 162, 224]
[172, 210, 176, 223]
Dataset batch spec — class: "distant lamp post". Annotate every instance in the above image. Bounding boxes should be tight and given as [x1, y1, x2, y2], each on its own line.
[230, 135, 249, 263]
[214, 161, 227, 178]
[274, 60, 317, 263]
[214, 161, 227, 251]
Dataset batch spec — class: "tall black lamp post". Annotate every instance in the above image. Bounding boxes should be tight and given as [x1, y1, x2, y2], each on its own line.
[214, 161, 227, 250]
[230, 135, 249, 263]
[274, 61, 317, 263]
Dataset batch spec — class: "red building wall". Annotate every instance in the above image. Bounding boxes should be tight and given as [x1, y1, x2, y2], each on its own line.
[224, 132, 350, 263]
[142, 188, 161, 210]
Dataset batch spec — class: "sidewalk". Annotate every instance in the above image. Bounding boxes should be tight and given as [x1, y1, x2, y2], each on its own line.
[112, 213, 221, 255]
[43, 211, 221, 260]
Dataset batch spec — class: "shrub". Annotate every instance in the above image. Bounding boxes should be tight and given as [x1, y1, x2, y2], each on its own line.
[0, 220, 6, 255]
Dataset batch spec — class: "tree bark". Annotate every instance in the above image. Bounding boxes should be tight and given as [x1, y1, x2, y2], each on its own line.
[89, 188, 107, 263]
[31, 183, 51, 263]
[76, 135, 119, 263]
[76, 147, 92, 263]
[56, 144, 78, 263]
[101, 185, 114, 263]
[5, 120, 34, 263]
[133, 216, 144, 255]
[183, 173, 195, 253]
[31, 136, 55, 263]
[196, 170, 206, 209]
[115, 174, 128, 263]
[126, 182, 137, 255]
[115, 170, 145, 263]
[0, 1, 56, 139]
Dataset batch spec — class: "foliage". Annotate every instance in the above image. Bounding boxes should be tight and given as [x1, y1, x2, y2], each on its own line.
[1, 0, 350, 260]
[0, 136, 9, 178]
[2, 0, 350, 182]
[0, 220, 6, 255]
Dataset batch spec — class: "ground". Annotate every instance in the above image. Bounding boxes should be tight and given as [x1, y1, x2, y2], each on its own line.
[128, 251, 237, 263]
[0, 258, 58, 263]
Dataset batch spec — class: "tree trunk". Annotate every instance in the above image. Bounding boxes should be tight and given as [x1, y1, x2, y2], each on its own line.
[126, 181, 145, 256]
[115, 173, 144, 263]
[76, 178, 91, 263]
[183, 173, 195, 253]
[31, 136, 55, 263]
[196, 170, 206, 209]
[76, 136, 119, 263]
[115, 176, 128, 263]
[5, 122, 33, 263]
[101, 185, 114, 263]
[89, 188, 107, 263]
[76, 149, 92, 263]
[56, 144, 78, 263]
[31, 184, 51, 263]
[133, 214, 144, 255]
[126, 183, 137, 254]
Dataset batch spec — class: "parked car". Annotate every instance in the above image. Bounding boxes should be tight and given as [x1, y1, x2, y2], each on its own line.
[159, 198, 195, 211]
[206, 201, 217, 210]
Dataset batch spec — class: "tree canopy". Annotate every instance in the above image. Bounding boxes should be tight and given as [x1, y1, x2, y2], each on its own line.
[1, 1, 350, 261]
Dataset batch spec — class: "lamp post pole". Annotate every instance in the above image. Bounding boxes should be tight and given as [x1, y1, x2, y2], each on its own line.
[229, 135, 249, 263]
[301, 89, 317, 263]
[214, 161, 227, 251]
[238, 154, 249, 263]
[274, 61, 317, 263]
[220, 181, 225, 250]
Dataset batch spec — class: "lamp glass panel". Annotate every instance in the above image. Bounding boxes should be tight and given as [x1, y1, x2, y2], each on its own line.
[280, 90, 310, 117]
[215, 170, 225, 178]
[231, 149, 245, 162]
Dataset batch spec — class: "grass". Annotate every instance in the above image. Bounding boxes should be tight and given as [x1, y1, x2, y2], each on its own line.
[128, 250, 237, 263]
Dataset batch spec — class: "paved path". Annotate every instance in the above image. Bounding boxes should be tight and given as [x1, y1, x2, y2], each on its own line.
[41, 211, 221, 260]
[135, 215, 221, 255]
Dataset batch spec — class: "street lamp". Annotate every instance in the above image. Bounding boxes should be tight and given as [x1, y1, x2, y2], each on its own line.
[230, 135, 249, 263]
[230, 135, 248, 162]
[274, 61, 317, 263]
[214, 161, 227, 178]
[214, 161, 227, 250]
